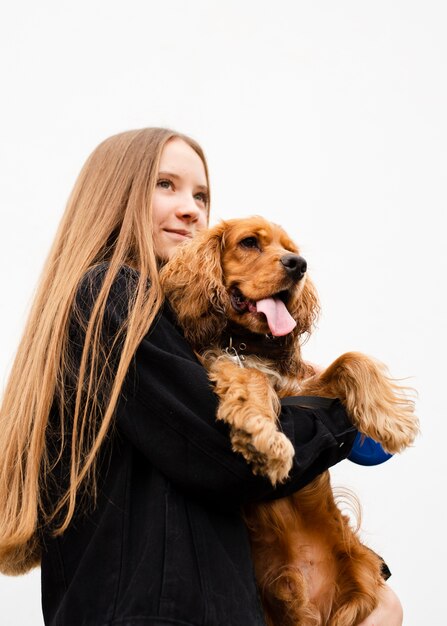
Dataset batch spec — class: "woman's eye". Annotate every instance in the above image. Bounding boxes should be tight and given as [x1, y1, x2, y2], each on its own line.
[157, 179, 172, 189]
[239, 236, 259, 249]
[194, 192, 208, 204]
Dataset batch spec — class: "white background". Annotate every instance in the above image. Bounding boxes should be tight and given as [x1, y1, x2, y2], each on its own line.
[1, 1, 446, 624]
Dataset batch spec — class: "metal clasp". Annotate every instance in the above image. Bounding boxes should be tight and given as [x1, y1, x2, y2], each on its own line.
[224, 336, 245, 368]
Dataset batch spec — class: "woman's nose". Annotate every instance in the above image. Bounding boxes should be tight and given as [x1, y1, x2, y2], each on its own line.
[175, 196, 201, 221]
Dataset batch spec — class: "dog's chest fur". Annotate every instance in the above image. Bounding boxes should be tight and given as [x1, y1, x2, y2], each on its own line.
[199, 323, 311, 398]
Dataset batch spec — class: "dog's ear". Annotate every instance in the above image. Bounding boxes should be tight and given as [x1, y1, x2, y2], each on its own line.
[160, 222, 229, 348]
[292, 275, 320, 337]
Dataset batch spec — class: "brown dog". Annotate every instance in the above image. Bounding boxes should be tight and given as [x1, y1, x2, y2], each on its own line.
[160, 216, 418, 625]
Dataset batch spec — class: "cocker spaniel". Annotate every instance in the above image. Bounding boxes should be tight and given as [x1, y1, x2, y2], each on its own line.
[160, 216, 418, 626]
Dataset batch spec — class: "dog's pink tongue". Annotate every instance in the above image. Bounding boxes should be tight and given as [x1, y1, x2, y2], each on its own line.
[256, 297, 296, 337]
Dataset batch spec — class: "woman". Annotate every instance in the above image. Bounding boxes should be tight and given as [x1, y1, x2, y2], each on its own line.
[0, 128, 402, 625]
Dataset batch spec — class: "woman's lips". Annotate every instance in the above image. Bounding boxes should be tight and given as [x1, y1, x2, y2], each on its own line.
[164, 229, 193, 240]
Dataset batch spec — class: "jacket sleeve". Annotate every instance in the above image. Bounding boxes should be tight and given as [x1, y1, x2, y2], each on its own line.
[75, 265, 357, 506]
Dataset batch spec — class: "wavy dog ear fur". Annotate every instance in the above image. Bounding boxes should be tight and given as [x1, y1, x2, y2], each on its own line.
[290, 274, 320, 339]
[160, 222, 230, 349]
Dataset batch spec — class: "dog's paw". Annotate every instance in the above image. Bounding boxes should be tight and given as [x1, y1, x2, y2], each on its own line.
[231, 428, 267, 465]
[317, 352, 419, 454]
[262, 431, 295, 484]
[349, 377, 419, 453]
[231, 425, 294, 485]
[356, 402, 419, 454]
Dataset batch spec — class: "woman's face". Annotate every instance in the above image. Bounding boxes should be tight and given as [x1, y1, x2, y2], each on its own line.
[152, 137, 209, 262]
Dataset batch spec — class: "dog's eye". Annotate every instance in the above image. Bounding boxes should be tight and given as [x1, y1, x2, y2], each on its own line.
[239, 237, 259, 250]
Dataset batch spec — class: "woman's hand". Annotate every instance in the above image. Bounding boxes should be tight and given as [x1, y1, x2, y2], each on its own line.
[357, 584, 403, 625]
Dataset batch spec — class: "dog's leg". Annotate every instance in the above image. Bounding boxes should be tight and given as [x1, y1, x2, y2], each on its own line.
[208, 358, 294, 485]
[245, 471, 385, 626]
[299, 351, 419, 453]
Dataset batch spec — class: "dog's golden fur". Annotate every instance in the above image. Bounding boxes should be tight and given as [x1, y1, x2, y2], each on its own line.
[160, 216, 418, 626]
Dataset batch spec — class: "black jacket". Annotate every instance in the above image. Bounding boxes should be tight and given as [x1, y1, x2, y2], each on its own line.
[40, 265, 357, 626]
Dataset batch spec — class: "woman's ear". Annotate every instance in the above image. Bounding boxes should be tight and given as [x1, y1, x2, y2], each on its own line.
[160, 222, 230, 348]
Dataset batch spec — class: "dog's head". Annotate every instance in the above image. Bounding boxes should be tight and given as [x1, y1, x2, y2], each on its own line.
[160, 216, 319, 349]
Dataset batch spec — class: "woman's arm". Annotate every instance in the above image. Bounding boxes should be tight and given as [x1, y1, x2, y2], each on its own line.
[75, 265, 357, 505]
[116, 306, 356, 505]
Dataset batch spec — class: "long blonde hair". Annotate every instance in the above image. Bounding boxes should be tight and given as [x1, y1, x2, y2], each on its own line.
[0, 128, 210, 575]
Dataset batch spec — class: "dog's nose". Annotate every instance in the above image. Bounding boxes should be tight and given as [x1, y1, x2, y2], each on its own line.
[280, 254, 307, 281]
